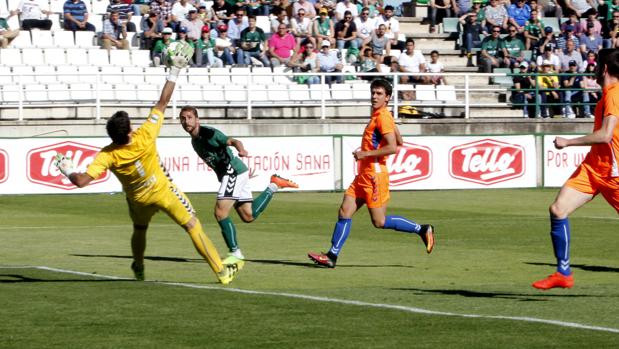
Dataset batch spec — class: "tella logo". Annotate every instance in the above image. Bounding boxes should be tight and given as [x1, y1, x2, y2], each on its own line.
[27, 141, 109, 190]
[0, 149, 7, 183]
[387, 142, 432, 186]
[449, 139, 525, 185]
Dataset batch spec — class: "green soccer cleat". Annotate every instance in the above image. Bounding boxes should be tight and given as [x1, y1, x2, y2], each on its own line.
[131, 261, 145, 281]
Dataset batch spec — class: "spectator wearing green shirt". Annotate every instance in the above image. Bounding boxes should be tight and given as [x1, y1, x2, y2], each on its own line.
[152, 27, 175, 67]
[500, 24, 525, 68]
[238, 15, 270, 66]
[480, 25, 502, 72]
[523, 10, 544, 50]
[0, 17, 19, 48]
[196, 25, 223, 67]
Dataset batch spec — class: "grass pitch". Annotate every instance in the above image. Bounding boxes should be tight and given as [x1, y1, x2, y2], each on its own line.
[1, 189, 618, 348]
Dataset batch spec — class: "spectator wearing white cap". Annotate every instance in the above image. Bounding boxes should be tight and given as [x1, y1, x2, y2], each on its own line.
[152, 27, 175, 66]
[512, 61, 537, 117]
[317, 39, 343, 84]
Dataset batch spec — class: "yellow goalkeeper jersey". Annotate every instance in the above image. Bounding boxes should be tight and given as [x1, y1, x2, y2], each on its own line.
[86, 108, 171, 203]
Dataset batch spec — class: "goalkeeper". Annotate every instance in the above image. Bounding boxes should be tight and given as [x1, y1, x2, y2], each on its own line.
[54, 42, 243, 285]
[179, 106, 299, 264]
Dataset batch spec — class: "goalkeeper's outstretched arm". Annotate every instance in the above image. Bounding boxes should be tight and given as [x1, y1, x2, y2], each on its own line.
[153, 79, 176, 114]
[54, 153, 95, 188]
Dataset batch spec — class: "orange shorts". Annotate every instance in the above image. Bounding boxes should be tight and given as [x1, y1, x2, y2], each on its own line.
[565, 164, 619, 213]
[345, 171, 390, 208]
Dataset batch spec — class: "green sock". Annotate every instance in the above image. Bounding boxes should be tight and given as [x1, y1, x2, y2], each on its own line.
[218, 217, 238, 252]
[252, 187, 275, 219]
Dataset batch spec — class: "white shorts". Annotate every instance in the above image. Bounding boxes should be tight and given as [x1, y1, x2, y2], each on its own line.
[217, 171, 253, 202]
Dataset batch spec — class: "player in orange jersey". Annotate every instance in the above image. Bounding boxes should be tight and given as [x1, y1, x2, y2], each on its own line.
[533, 49, 619, 290]
[308, 78, 435, 268]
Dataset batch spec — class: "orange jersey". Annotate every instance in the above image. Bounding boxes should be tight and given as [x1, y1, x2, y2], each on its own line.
[358, 106, 395, 174]
[582, 82, 619, 177]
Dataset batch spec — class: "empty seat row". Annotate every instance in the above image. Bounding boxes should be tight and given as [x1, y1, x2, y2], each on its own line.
[0, 48, 150, 66]
[9, 30, 139, 49]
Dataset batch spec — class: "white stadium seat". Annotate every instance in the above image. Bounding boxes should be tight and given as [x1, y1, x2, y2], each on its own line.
[415, 84, 436, 101]
[43, 48, 67, 65]
[100, 66, 124, 84]
[0, 66, 12, 84]
[125, 31, 137, 49]
[88, 15, 104, 32]
[436, 85, 457, 101]
[2, 84, 21, 102]
[288, 84, 310, 101]
[56, 65, 81, 83]
[202, 84, 225, 101]
[247, 84, 268, 102]
[66, 48, 87, 64]
[77, 65, 100, 83]
[351, 82, 371, 100]
[49, 0, 65, 13]
[24, 84, 48, 102]
[9, 31, 32, 48]
[144, 67, 166, 84]
[256, 15, 271, 34]
[272, 66, 293, 84]
[91, 0, 108, 14]
[114, 83, 138, 101]
[0, 48, 22, 65]
[179, 84, 204, 102]
[209, 67, 231, 85]
[21, 48, 45, 66]
[224, 85, 246, 102]
[110, 49, 131, 65]
[69, 83, 94, 100]
[187, 67, 210, 85]
[75, 31, 97, 48]
[53, 30, 75, 47]
[250, 67, 272, 84]
[330, 84, 353, 100]
[12, 66, 36, 83]
[230, 67, 251, 85]
[136, 83, 160, 102]
[99, 83, 116, 101]
[88, 48, 110, 66]
[47, 83, 70, 101]
[123, 66, 145, 84]
[48, 13, 62, 30]
[309, 84, 329, 100]
[31, 30, 54, 48]
[130, 50, 151, 66]
[267, 84, 288, 101]
[34, 65, 57, 83]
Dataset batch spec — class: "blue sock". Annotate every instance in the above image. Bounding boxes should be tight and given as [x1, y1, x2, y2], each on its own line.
[550, 216, 571, 276]
[383, 215, 421, 234]
[328, 218, 352, 256]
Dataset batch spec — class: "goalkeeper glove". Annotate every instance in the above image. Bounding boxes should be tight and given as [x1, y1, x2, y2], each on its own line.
[54, 153, 75, 177]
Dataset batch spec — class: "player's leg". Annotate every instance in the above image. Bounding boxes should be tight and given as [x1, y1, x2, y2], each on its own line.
[244, 174, 298, 221]
[533, 167, 594, 290]
[216, 172, 248, 260]
[126, 199, 158, 280]
[215, 199, 245, 262]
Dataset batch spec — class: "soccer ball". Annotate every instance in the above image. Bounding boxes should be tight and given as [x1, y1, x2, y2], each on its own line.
[163, 41, 194, 68]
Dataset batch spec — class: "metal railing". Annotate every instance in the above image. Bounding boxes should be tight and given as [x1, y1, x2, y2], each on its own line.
[0, 70, 512, 120]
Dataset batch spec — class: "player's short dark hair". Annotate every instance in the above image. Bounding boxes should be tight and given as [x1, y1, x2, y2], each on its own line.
[600, 49, 619, 79]
[180, 105, 198, 118]
[106, 111, 131, 145]
[370, 78, 393, 98]
[384, 5, 394, 11]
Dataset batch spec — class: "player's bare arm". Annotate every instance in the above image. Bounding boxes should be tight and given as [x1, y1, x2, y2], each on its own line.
[227, 137, 248, 157]
[153, 80, 177, 113]
[554, 115, 618, 149]
[68, 173, 95, 188]
[353, 132, 397, 160]
[394, 125, 403, 146]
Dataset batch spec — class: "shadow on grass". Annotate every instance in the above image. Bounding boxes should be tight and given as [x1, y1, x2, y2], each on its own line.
[525, 262, 619, 273]
[0, 273, 133, 284]
[390, 287, 604, 301]
[71, 254, 202, 263]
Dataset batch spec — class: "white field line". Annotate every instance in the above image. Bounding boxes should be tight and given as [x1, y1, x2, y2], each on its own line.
[3, 265, 617, 334]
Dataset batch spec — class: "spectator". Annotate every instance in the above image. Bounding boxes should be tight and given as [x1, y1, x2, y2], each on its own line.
[479, 25, 502, 72]
[141, 12, 164, 53]
[528, 0, 543, 20]
[375, 5, 401, 50]
[398, 38, 427, 84]
[500, 24, 525, 68]
[426, 50, 447, 85]
[580, 49, 597, 70]
[106, 0, 136, 32]
[536, 59, 561, 118]
[507, 0, 530, 32]
[197, 25, 223, 67]
[171, 0, 196, 31]
[537, 0, 562, 18]
[317, 39, 343, 84]
[364, 23, 390, 63]
[468, 0, 485, 22]
[152, 27, 174, 66]
[0, 16, 19, 48]
[453, 0, 471, 17]
[197, 5, 216, 28]
[214, 23, 236, 66]
[244, 0, 266, 16]
[536, 43, 561, 71]
[482, 0, 508, 34]
[559, 39, 583, 71]
[63, 0, 96, 31]
[429, 0, 453, 34]
[565, 0, 595, 18]
[182, 9, 204, 43]
[211, 0, 235, 23]
[268, 23, 296, 66]
[335, 0, 358, 21]
[512, 61, 536, 117]
[459, 9, 483, 66]
[149, 0, 173, 27]
[604, 0, 619, 20]
[354, 7, 375, 48]
[316, 0, 337, 14]
[271, 6, 290, 34]
[560, 60, 584, 118]
[604, 11, 619, 48]
[291, 8, 314, 49]
[579, 22, 603, 55]
[582, 62, 599, 118]
[314, 7, 335, 48]
[538, 26, 558, 55]
[289, 41, 320, 84]
[578, 9, 602, 35]
[523, 9, 544, 51]
[101, 11, 129, 50]
[13, 0, 53, 31]
[358, 46, 381, 81]
[228, 8, 249, 47]
[177, 27, 196, 65]
[561, 13, 584, 36]
[364, 0, 383, 18]
[238, 15, 270, 66]
[293, 0, 317, 18]
[335, 10, 358, 50]
[556, 24, 580, 51]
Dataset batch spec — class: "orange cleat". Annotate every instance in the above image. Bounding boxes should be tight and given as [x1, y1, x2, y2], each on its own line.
[270, 174, 299, 189]
[420, 224, 435, 254]
[532, 272, 574, 290]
